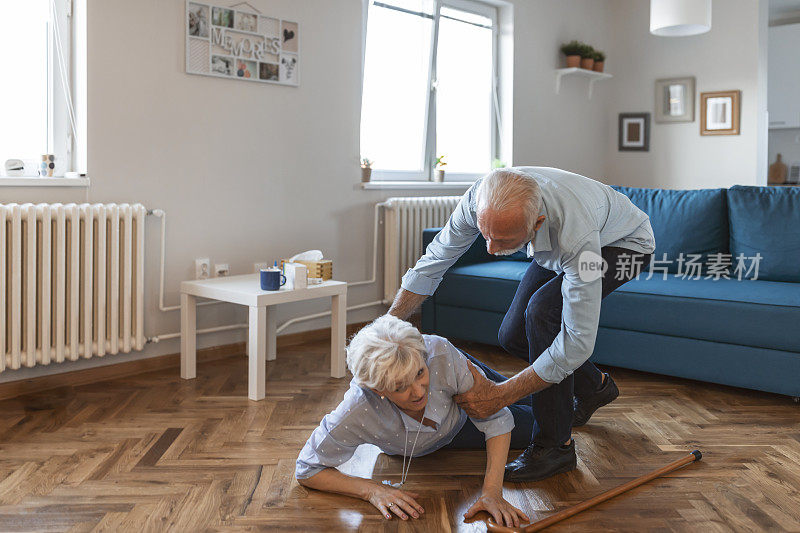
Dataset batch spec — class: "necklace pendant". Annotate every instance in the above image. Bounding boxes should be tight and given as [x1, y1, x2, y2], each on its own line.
[382, 480, 402, 488]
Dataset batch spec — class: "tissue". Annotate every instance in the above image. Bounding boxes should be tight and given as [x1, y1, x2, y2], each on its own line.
[289, 249, 324, 262]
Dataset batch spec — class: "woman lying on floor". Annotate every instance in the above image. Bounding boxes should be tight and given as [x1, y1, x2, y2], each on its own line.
[295, 314, 535, 528]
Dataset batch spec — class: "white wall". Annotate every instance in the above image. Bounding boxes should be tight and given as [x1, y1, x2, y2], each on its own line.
[0, 0, 769, 383]
[510, 0, 616, 180]
[1, 0, 620, 383]
[605, 0, 765, 189]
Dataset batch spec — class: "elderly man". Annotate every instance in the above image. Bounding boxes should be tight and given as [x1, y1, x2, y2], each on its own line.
[387, 166, 655, 482]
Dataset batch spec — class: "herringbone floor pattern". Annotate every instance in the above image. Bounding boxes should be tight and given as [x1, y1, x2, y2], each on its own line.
[1, 338, 799, 532]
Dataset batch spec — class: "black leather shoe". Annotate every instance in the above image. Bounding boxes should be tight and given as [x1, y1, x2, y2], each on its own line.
[503, 440, 577, 482]
[573, 372, 619, 427]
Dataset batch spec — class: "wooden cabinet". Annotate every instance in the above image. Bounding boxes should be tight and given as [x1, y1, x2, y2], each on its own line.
[769, 23, 800, 130]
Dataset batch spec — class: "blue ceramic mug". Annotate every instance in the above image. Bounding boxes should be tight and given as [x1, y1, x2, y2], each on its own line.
[260, 268, 286, 291]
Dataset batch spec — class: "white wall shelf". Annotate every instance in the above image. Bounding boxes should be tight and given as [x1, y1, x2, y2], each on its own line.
[555, 68, 613, 99]
[0, 176, 90, 187]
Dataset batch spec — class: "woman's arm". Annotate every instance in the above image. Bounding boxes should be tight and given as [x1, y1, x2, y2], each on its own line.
[298, 468, 425, 521]
[463, 433, 530, 527]
[483, 432, 511, 494]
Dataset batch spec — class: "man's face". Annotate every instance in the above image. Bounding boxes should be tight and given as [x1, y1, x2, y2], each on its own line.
[477, 207, 533, 256]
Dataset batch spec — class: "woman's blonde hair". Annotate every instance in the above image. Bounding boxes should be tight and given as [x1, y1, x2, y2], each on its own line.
[346, 314, 426, 392]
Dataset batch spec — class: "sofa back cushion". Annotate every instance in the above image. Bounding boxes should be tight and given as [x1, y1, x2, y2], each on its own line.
[612, 186, 729, 273]
[727, 185, 800, 282]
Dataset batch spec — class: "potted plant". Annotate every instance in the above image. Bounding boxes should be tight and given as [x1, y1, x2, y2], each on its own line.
[360, 157, 373, 182]
[579, 43, 595, 70]
[560, 40, 583, 68]
[492, 158, 506, 169]
[433, 155, 446, 182]
[592, 50, 606, 72]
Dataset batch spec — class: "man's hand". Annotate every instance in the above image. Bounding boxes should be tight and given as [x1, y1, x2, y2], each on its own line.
[454, 360, 509, 418]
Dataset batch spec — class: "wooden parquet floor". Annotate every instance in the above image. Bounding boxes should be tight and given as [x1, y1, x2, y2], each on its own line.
[1, 337, 799, 532]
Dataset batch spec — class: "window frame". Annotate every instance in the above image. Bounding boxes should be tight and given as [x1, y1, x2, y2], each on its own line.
[50, 0, 75, 174]
[362, 0, 500, 182]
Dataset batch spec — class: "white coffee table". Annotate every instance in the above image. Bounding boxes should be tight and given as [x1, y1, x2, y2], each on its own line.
[180, 274, 348, 401]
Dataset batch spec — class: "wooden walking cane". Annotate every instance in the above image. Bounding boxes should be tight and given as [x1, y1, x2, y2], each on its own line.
[486, 450, 702, 533]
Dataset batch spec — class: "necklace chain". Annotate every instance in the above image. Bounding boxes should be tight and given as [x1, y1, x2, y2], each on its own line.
[384, 391, 431, 489]
[400, 409, 425, 486]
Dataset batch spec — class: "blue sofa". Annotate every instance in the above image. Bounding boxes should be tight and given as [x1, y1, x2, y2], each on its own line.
[420, 185, 800, 398]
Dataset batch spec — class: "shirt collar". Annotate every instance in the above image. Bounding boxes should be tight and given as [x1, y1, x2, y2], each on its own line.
[527, 203, 551, 256]
[398, 408, 439, 432]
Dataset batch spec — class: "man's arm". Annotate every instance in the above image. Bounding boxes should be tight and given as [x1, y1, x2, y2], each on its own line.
[396, 180, 482, 301]
[454, 360, 552, 418]
[528, 232, 603, 384]
[387, 288, 428, 321]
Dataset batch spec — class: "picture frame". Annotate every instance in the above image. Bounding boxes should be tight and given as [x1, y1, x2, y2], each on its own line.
[700, 90, 740, 135]
[618, 113, 650, 151]
[185, 0, 299, 87]
[655, 77, 695, 123]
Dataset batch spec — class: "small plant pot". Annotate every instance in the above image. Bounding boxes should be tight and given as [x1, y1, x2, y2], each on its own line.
[593, 61, 604, 72]
[434, 169, 445, 182]
[565, 55, 581, 68]
[580, 57, 594, 70]
[361, 167, 372, 182]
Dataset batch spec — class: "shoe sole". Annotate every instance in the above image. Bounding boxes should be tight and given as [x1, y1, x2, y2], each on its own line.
[503, 456, 577, 483]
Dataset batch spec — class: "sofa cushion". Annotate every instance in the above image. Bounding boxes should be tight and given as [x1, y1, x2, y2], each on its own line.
[600, 274, 800, 353]
[436, 261, 529, 314]
[612, 186, 729, 273]
[726, 185, 800, 282]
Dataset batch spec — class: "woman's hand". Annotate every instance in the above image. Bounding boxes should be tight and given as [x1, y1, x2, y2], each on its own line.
[365, 482, 425, 520]
[463, 490, 530, 528]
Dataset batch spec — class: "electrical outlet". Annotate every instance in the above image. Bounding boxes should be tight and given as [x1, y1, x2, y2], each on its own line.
[214, 263, 230, 277]
[195, 258, 211, 279]
[254, 262, 270, 273]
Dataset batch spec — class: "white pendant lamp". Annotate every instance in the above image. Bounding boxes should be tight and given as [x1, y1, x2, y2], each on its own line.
[650, 0, 711, 37]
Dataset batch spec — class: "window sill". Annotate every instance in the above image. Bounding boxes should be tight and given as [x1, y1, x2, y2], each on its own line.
[0, 176, 90, 187]
[357, 180, 473, 190]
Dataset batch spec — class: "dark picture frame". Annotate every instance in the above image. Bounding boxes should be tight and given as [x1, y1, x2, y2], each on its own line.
[618, 112, 650, 151]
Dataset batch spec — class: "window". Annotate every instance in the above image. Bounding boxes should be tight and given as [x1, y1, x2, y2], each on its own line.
[360, 0, 501, 181]
[0, 0, 83, 176]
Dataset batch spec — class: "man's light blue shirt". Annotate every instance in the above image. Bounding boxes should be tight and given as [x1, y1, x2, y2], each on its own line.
[295, 334, 514, 480]
[400, 166, 656, 384]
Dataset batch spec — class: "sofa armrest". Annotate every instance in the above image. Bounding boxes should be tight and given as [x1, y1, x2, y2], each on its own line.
[422, 227, 494, 267]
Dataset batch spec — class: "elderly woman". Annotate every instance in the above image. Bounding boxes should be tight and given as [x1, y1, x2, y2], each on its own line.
[296, 315, 537, 528]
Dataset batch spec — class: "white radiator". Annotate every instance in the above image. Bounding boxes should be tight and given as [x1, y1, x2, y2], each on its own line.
[382, 196, 461, 303]
[1, 203, 146, 373]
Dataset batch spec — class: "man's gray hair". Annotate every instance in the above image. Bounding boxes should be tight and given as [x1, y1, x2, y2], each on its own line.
[346, 314, 426, 392]
[476, 168, 542, 233]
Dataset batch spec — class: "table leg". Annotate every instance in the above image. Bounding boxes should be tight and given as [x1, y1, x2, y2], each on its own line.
[249, 306, 266, 401]
[266, 305, 276, 361]
[330, 291, 346, 378]
[180, 293, 196, 379]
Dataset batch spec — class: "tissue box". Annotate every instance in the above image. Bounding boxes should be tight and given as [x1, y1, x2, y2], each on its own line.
[280, 258, 332, 280]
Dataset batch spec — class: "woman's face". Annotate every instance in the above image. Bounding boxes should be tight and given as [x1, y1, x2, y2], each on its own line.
[375, 364, 430, 412]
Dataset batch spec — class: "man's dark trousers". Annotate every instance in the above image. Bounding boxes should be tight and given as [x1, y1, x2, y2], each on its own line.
[497, 246, 652, 448]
